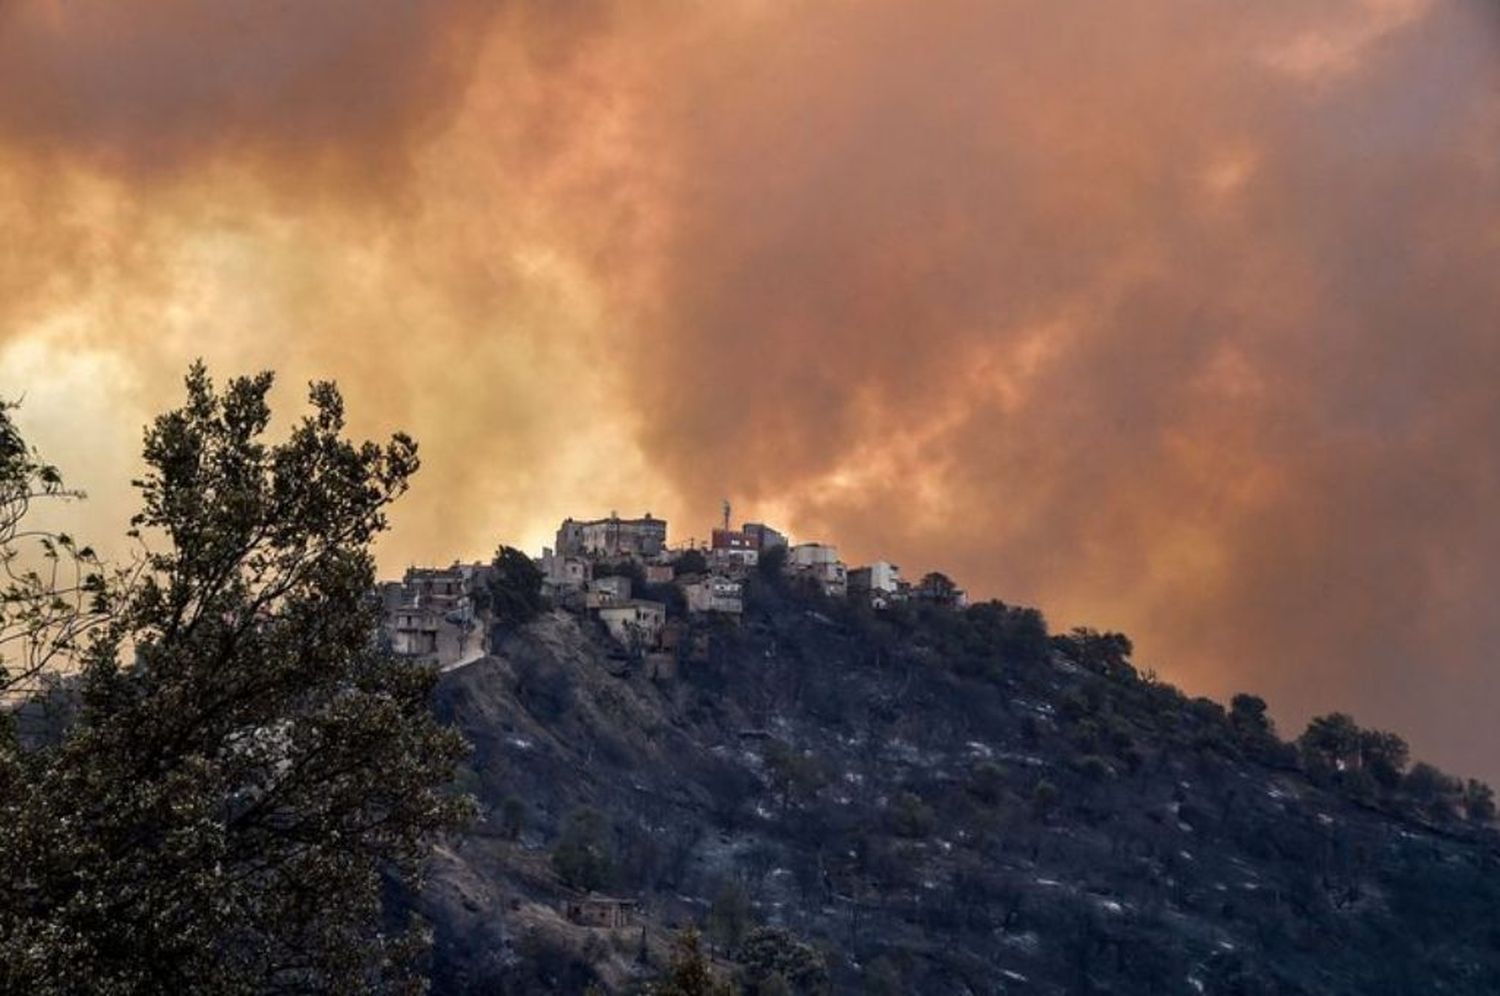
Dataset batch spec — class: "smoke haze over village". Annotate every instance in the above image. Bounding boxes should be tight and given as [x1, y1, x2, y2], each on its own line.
[2, 0, 1499, 784]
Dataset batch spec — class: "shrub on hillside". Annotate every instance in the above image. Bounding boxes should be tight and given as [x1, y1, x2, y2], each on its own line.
[889, 791, 937, 838]
[552, 808, 614, 892]
[736, 927, 829, 996]
[483, 544, 546, 629]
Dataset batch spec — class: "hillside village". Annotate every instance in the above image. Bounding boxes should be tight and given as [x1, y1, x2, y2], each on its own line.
[379, 506, 969, 671]
[409, 513, 1500, 995]
[373, 518, 1500, 995]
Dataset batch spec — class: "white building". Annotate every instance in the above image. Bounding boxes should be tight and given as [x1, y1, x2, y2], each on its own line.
[596, 600, 667, 651]
[788, 543, 848, 597]
[849, 561, 904, 608]
[684, 576, 743, 615]
[789, 543, 838, 568]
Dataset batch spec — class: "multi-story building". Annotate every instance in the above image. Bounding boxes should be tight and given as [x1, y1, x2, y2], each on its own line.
[710, 521, 788, 565]
[539, 547, 593, 594]
[584, 574, 632, 608]
[787, 543, 848, 597]
[710, 528, 760, 566]
[380, 563, 489, 665]
[556, 513, 667, 560]
[596, 600, 667, 651]
[683, 576, 744, 615]
[396, 566, 467, 613]
[848, 560, 905, 608]
[742, 522, 787, 552]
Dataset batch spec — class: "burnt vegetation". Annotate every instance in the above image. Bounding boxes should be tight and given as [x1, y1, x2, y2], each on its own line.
[427, 567, 1500, 995]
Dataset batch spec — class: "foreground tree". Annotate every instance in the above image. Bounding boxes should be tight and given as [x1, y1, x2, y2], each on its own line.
[0, 365, 470, 994]
[0, 402, 114, 703]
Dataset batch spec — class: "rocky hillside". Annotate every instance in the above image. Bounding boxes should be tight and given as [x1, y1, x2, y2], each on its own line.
[418, 575, 1500, 995]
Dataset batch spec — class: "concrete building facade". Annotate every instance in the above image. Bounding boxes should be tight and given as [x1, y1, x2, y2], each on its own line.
[556, 513, 667, 560]
[597, 600, 667, 651]
[710, 527, 760, 566]
[788, 542, 848, 597]
[849, 560, 905, 608]
[743, 522, 787, 551]
[539, 548, 593, 593]
[684, 576, 744, 615]
[584, 574, 632, 608]
[380, 563, 489, 666]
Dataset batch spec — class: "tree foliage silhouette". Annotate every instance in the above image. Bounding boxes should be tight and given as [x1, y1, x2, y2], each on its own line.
[0, 365, 470, 994]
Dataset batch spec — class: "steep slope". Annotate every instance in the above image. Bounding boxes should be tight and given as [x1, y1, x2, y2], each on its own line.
[420, 578, 1500, 995]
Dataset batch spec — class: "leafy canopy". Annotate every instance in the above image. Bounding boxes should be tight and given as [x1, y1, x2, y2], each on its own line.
[0, 364, 471, 995]
[0, 401, 114, 703]
[480, 544, 545, 629]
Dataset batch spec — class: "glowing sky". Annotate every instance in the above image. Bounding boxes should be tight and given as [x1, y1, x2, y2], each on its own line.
[2, 1, 1498, 777]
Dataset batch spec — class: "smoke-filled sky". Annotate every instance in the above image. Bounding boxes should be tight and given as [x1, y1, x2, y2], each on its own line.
[3, 1, 1499, 776]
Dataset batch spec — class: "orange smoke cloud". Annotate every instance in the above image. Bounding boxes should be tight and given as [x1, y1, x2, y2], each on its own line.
[2, 1, 1499, 778]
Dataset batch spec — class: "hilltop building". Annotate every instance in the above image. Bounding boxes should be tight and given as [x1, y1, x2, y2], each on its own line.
[683, 576, 744, 615]
[383, 598, 455, 660]
[556, 513, 666, 560]
[705, 500, 786, 569]
[597, 600, 667, 652]
[380, 562, 491, 666]
[743, 522, 787, 551]
[377, 506, 972, 674]
[538, 549, 593, 596]
[584, 574, 632, 608]
[787, 542, 849, 597]
[709, 521, 788, 559]
[710, 527, 760, 566]
[709, 514, 790, 570]
[849, 561, 905, 609]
